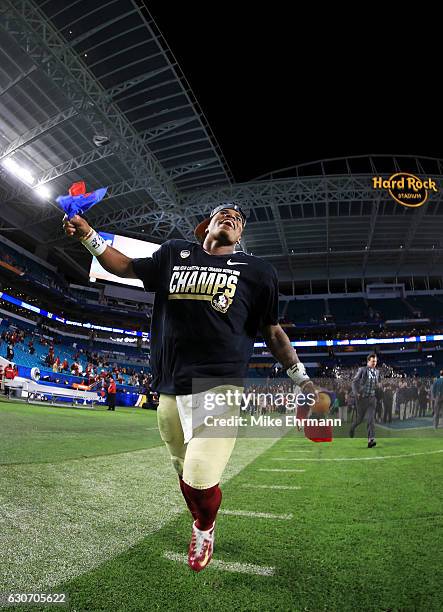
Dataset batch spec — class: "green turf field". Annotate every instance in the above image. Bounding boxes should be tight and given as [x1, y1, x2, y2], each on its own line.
[1, 401, 442, 611]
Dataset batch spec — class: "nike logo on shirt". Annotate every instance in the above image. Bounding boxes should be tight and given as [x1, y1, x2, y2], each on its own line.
[227, 259, 248, 266]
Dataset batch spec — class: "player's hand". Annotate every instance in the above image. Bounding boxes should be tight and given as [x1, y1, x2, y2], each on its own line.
[296, 384, 334, 443]
[300, 380, 319, 408]
[63, 214, 92, 240]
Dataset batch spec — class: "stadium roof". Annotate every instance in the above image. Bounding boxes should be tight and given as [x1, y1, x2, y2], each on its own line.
[0, 1, 442, 284]
[0, 0, 233, 263]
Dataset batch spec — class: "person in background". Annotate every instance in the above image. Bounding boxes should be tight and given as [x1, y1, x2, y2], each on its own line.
[418, 383, 428, 418]
[106, 375, 117, 411]
[4, 362, 16, 396]
[351, 353, 382, 448]
[375, 384, 384, 422]
[431, 370, 443, 430]
[410, 383, 419, 418]
[6, 343, 14, 361]
[382, 384, 393, 424]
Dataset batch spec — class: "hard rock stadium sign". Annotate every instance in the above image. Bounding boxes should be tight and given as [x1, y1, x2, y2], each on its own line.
[372, 172, 438, 207]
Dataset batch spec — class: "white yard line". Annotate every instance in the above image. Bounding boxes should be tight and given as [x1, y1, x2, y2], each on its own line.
[219, 509, 293, 520]
[241, 484, 301, 490]
[271, 449, 443, 462]
[0, 436, 278, 591]
[376, 424, 434, 430]
[258, 468, 306, 472]
[163, 551, 275, 576]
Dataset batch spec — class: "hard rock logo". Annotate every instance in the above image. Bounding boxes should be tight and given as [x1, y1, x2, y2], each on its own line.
[372, 172, 438, 208]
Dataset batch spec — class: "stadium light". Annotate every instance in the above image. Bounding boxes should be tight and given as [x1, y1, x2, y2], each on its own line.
[34, 184, 51, 199]
[2, 157, 35, 185]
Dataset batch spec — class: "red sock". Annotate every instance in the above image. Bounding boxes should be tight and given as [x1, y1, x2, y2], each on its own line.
[178, 476, 198, 521]
[181, 481, 222, 530]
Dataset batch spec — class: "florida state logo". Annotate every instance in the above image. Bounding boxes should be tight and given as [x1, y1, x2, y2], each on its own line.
[211, 292, 232, 313]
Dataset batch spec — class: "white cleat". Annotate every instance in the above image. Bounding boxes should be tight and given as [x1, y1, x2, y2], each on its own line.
[187, 521, 215, 572]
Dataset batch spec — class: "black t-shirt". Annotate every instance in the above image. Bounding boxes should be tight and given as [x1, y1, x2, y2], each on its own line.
[132, 239, 279, 394]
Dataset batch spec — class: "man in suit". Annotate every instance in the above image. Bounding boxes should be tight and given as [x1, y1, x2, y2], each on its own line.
[350, 353, 381, 448]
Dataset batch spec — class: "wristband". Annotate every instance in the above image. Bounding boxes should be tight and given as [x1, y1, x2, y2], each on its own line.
[80, 228, 107, 257]
[287, 362, 310, 387]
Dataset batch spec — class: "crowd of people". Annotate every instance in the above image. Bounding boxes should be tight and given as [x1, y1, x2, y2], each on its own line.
[243, 364, 438, 425]
[1, 324, 151, 390]
[1, 322, 159, 410]
[2, 305, 442, 421]
[278, 323, 443, 342]
[312, 370, 434, 424]
[1, 327, 26, 362]
[0, 248, 25, 274]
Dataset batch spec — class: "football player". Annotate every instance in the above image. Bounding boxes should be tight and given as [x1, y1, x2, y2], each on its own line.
[64, 203, 330, 572]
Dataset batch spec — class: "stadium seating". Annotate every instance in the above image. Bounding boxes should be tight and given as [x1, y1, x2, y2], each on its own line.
[366, 298, 412, 320]
[286, 295, 442, 325]
[286, 299, 325, 324]
[0, 241, 151, 327]
[405, 295, 443, 319]
[0, 240, 73, 297]
[0, 319, 148, 384]
[327, 298, 368, 323]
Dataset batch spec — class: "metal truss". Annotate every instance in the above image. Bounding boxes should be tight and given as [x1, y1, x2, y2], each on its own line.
[4, 167, 443, 269]
[166, 158, 219, 181]
[28, 165, 216, 229]
[0, 185, 48, 241]
[0, 63, 37, 96]
[55, 172, 440, 237]
[361, 194, 382, 275]
[47, 208, 193, 245]
[35, 143, 119, 185]
[265, 247, 443, 259]
[0, 0, 187, 220]
[99, 209, 192, 238]
[135, 117, 197, 145]
[0, 120, 200, 201]
[100, 66, 172, 102]
[0, 163, 62, 216]
[108, 175, 385, 215]
[0, 105, 79, 160]
[427, 246, 443, 276]
[252, 154, 443, 181]
[395, 198, 430, 275]
[272, 201, 294, 279]
[181, 175, 387, 214]
[80, 174, 406, 227]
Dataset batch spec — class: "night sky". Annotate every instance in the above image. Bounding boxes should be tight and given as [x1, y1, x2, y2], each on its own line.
[147, 4, 439, 183]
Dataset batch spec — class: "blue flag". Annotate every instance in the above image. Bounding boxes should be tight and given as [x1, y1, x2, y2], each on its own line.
[56, 183, 107, 220]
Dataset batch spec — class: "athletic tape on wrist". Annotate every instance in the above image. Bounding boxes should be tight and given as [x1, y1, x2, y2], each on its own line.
[80, 229, 107, 257]
[287, 362, 310, 386]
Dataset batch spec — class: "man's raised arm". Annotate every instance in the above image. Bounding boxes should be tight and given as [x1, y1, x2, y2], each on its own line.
[63, 214, 137, 279]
